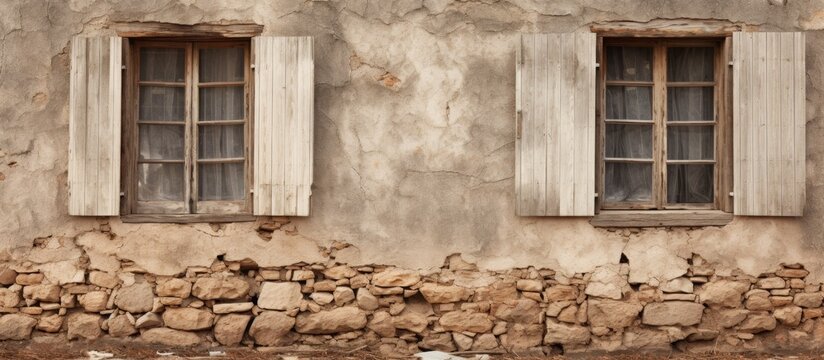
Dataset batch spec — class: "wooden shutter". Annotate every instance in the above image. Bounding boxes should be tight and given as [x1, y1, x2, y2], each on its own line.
[68, 36, 122, 216]
[733, 32, 805, 216]
[252, 36, 314, 216]
[516, 33, 596, 216]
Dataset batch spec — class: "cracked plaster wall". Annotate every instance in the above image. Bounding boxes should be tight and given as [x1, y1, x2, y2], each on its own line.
[2, 0, 824, 285]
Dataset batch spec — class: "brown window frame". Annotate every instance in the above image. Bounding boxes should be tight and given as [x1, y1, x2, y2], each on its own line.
[595, 37, 734, 214]
[122, 39, 253, 218]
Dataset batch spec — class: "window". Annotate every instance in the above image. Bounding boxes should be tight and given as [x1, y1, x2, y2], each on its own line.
[602, 39, 723, 210]
[130, 40, 251, 215]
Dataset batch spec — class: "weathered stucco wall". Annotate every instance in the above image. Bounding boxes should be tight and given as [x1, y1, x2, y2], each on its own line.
[2, 0, 824, 286]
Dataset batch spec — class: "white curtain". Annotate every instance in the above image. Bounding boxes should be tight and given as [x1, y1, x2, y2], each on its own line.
[604, 46, 714, 204]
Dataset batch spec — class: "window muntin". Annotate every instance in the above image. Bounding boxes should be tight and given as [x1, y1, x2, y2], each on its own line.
[602, 40, 720, 210]
[133, 41, 250, 214]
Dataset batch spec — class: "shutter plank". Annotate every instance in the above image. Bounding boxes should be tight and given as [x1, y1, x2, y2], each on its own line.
[68, 36, 122, 216]
[517, 33, 596, 216]
[733, 32, 805, 216]
[253, 36, 314, 216]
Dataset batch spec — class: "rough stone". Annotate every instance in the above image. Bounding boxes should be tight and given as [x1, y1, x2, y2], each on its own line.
[698, 280, 750, 308]
[0, 288, 20, 308]
[745, 290, 773, 311]
[0, 268, 17, 286]
[392, 310, 428, 333]
[585, 264, 627, 300]
[544, 319, 590, 345]
[587, 299, 642, 329]
[544, 285, 578, 301]
[439, 311, 493, 333]
[141, 328, 201, 346]
[660, 278, 693, 293]
[0, 314, 37, 340]
[367, 311, 396, 337]
[162, 308, 215, 331]
[794, 292, 824, 308]
[333, 287, 355, 305]
[356, 288, 379, 311]
[501, 323, 543, 349]
[67, 313, 101, 340]
[516, 279, 543, 292]
[295, 307, 367, 334]
[323, 266, 357, 279]
[756, 277, 785, 289]
[310, 292, 334, 305]
[493, 299, 543, 324]
[213, 302, 254, 314]
[642, 301, 704, 326]
[717, 309, 750, 328]
[738, 313, 777, 333]
[36, 314, 63, 333]
[258, 282, 303, 310]
[156, 278, 192, 298]
[421, 332, 457, 352]
[452, 332, 474, 351]
[249, 311, 295, 345]
[420, 283, 472, 303]
[114, 282, 154, 313]
[79, 291, 108, 312]
[23, 284, 60, 302]
[135, 312, 163, 329]
[774, 306, 803, 327]
[88, 271, 119, 289]
[215, 314, 251, 346]
[191, 277, 250, 300]
[372, 268, 421, 287]
[16, 274, 44, 286]
[472, 333, 499, 350]
[108, 315, 137, 337]
[777, 268, 809, 278]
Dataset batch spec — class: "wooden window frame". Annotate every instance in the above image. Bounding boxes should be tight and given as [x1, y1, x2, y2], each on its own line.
[594, 35, 734, 221]
[122, 39, 253, 218]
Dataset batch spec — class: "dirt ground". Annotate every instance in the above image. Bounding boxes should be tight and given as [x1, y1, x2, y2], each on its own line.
[0, 341, 822, 360]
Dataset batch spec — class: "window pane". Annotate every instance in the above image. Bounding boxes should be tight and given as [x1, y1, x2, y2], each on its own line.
[138, 163, 184, 201]
[667, 87, 714, 121]
[199, 86, 244, 120]
[606, 86, 652, 120]
[606, 125, 652, 159]
[199, 125, 244, 159]
[199, 47, 244, 83]
[667, 164, 714, 203]
[139, 86, 185, 121]
[199, 163, 244, 200]
[139, 125, 184, 160]
[667, 47, 714, 82]
[667, 126, 714, 160]
[606, 46, 652, 81]
[139, 48, 185, 82]
[605, 163, 652, 202]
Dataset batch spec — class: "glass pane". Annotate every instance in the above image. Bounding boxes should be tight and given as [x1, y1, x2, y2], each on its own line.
[199, 86, 244, 121]
[605, 163, 652, 202]
[139, 125, 184, 160]
[139, 48, 185, 82]
[606, 125, 653, 159]
[138, 163, 184, 201]
[199, 47, 245, 83]
[199, 163, 244, 201]
[199, 125, 244, 159]
[667, 164, 714, 203]
[606, 46, 653, 81]
[139, 86, 185, 121]
[667, 126, 714, 160]
[667, 47, 714, 82]
[668, 87, 714, 121]
[606, 86, 653, 120]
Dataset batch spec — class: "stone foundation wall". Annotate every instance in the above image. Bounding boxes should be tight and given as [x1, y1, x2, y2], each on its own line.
[0, 249, 822, 355]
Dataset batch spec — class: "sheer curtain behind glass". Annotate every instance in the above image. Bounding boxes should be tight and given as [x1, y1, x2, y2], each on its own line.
[198, 47, 245, 201]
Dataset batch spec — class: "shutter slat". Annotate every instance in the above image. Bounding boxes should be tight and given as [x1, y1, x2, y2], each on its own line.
[252, 36, 314, 216]
[516, 33, 596, 216]
[68, 36, 122, 216]
[733, 32, 805, 216]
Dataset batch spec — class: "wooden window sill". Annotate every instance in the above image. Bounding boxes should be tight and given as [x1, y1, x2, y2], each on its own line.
[590, 210, 733, 228]
[121, 214, 257, 224]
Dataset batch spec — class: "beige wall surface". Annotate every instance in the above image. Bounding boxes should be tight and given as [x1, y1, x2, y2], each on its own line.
[1, 0, 823, 283]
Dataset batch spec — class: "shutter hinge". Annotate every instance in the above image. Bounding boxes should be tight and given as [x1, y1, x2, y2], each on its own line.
[119, 192, 125, 197]
[595, 62, 600, 68]
[250, 189, 254, 194]
[516, 110, 522, 139]
[251, 64, 256, 69]
[594, 193, 599, 198]
[121, 65, 126, 70]
[729, 192, 734, 197]
[728, 61, 734, 67]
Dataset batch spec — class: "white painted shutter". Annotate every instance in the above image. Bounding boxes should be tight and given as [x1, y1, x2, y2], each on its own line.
[68, 36, 122, 216]
[516, 33, 596, 216]
[733, 32, 805, 216]
[252, 36, 314, 216]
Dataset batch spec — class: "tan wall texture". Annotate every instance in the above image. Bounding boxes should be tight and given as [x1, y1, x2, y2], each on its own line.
[1, 0, 824, 285]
